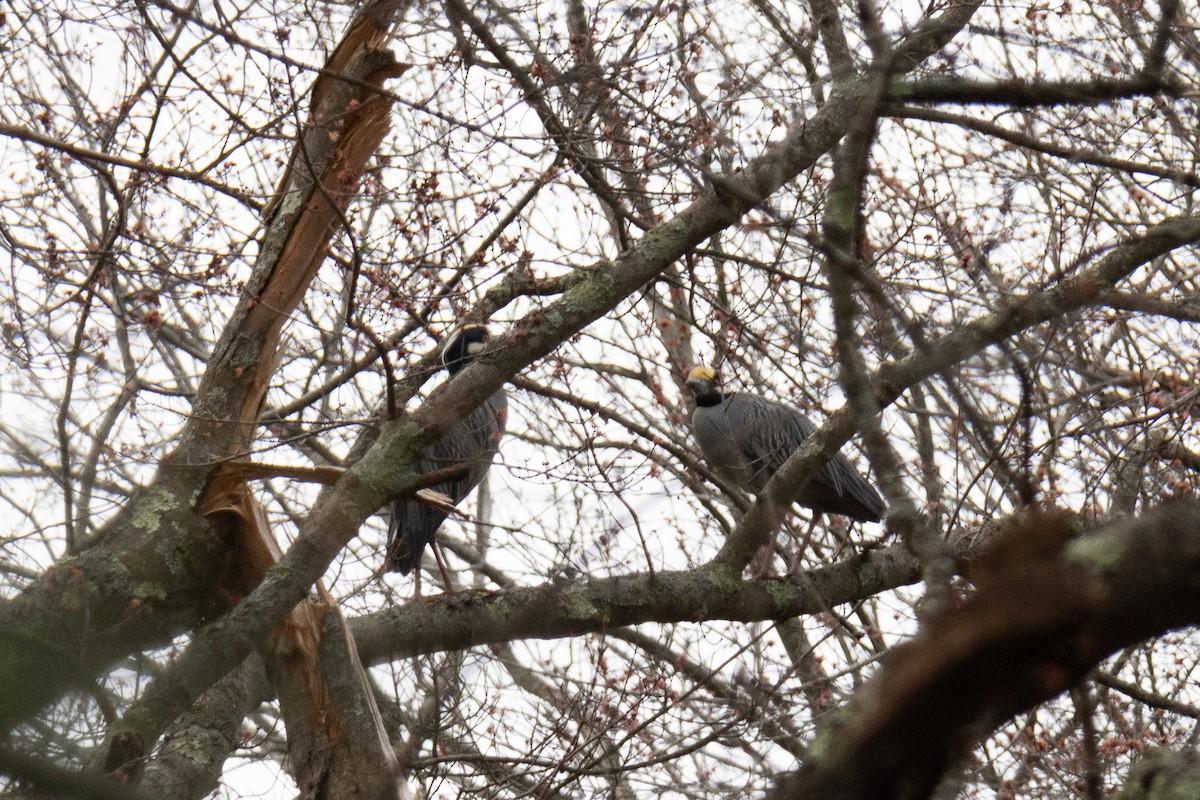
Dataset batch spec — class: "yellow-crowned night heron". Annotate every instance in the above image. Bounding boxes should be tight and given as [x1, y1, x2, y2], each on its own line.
[386, 325, 508, 575]
[684, 366, 884, 522]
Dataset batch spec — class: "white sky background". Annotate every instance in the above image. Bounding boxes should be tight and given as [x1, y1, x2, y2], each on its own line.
[1, 0, 1199, 797]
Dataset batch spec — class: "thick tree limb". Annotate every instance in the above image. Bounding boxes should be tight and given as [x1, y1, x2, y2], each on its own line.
[0, 747, 145, 800]
[137, 658, 272, 800]
[350, 539, 925, 664]
[266, 589, 405, 800]
[890, 72, 1184, 106]
[764, 501, 1200, 800]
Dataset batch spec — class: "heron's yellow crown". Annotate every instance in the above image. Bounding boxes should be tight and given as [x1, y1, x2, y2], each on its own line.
[687, 366, 716, 382]
[454, 323, 489, 338]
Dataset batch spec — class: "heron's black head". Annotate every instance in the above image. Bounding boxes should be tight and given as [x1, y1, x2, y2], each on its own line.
[442, 325, 490, 375]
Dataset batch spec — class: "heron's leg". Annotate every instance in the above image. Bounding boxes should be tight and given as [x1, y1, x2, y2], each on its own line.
[431, 540, 456, 593]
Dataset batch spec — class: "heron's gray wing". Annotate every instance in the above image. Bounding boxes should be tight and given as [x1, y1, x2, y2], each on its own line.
[386, 389, 507, 574]
[727, 394, 883, 519]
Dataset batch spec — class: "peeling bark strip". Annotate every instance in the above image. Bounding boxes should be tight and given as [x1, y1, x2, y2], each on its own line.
[267, 589, 403, 799]
[0, 0, 410, 743]
[764, 501, 1200, 800]
[178, 30, 406, 470]
[91, 2, 413, 781]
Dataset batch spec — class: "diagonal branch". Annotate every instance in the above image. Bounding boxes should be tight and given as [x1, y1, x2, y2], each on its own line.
[890, 105, 1200, 189]
[1146, 0, 1182, 75]
[0, 121, 257, 208]
[715, 213, 1200, 569]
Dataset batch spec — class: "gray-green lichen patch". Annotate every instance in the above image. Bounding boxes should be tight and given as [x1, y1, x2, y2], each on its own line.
[276, 185, 307, 220]
[560, 264, 607, 292]
[172, 733, 218, 767]
[1065, 534, 1127, 574]
[564, 590, 599, 620]
[636, 217, 690, 263]
[764, 579, 801, 607]
[824, 180, 860, 232]
[55, 554, 132, 612]
[353, 420, 423, 497]
[882, 74, 918, 103]
[703, 564, 742, 595]
[532, 309, 564, 333]
[857, 561, 883, 595]
[131, 489, 181, 535]
[560, 271, 615, 314]
[802, 701, 855, 764]
[155, 532, 190, 577]
[485, 595, 513, 621]
[131, 582, 168, 602]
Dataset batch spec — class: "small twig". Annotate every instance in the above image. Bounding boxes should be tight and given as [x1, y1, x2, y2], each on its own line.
[223, 459, 470, 494]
